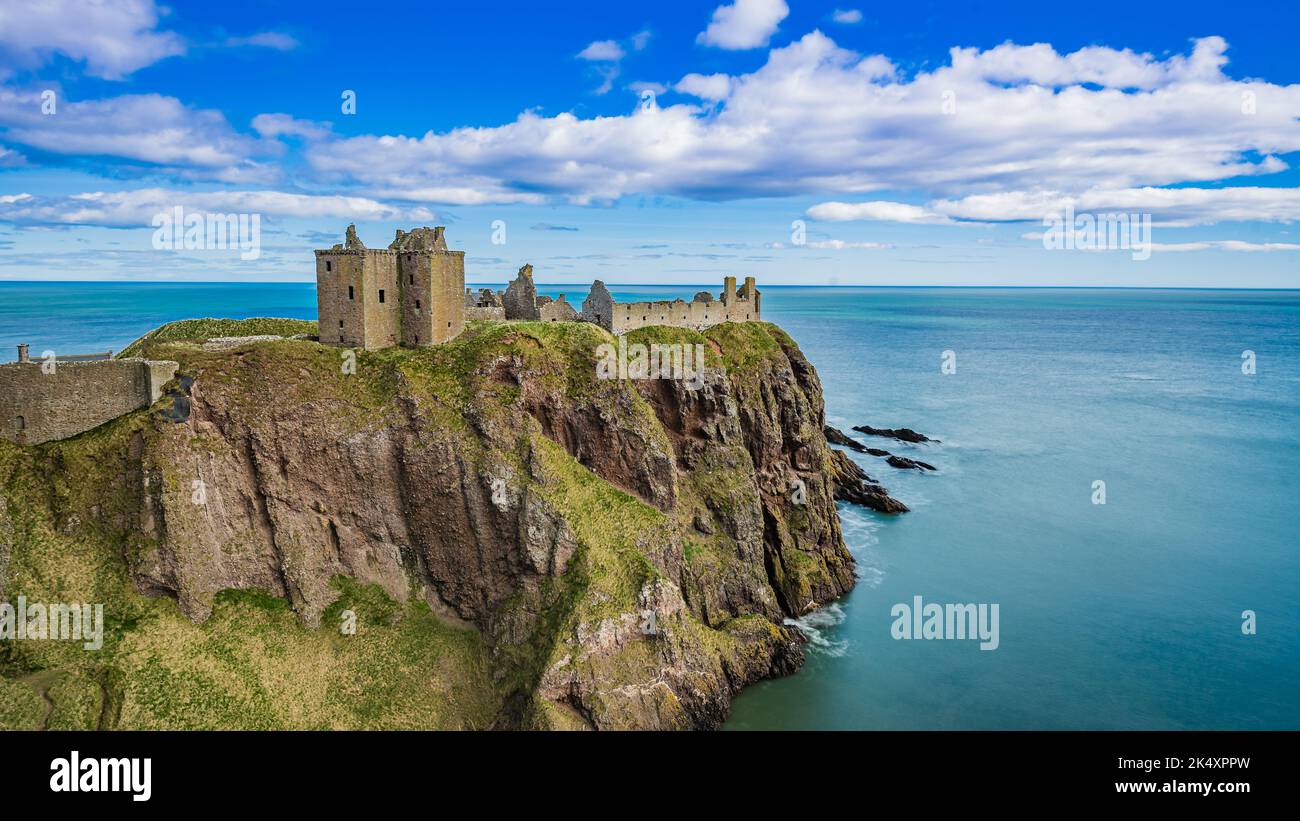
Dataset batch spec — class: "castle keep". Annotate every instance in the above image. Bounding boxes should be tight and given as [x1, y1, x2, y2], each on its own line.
[1, 347, 178, 446]
[315, 225, 465, 349]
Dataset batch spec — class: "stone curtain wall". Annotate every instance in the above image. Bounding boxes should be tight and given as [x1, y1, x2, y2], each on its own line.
[0, 358, 178, 445]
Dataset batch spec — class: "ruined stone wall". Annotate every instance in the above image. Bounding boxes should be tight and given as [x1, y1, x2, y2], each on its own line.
[315, 250, 366, 347]
[465, 306, 505, 321]
[538, 295, 577, 323]
[361, 251, 401, 349]
[0, 358, 178, 446]
[430, 251, 466, 345]
[580, 277, 759, 334]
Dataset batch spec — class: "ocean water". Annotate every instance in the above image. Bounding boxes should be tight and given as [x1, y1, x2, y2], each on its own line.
[2, 282, 1297, 729]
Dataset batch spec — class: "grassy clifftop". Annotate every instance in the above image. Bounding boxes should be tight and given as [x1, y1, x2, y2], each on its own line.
[118, 317, 318, 358]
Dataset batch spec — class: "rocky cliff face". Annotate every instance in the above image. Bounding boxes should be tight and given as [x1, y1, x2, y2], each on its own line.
[0, 319, 884, 730]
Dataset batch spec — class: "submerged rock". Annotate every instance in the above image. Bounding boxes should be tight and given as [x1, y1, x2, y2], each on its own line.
[852, 424, 938, 444]
[886, 455, 936, 472]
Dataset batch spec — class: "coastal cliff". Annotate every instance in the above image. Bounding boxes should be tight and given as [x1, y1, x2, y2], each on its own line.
[0, 318, 891, 730]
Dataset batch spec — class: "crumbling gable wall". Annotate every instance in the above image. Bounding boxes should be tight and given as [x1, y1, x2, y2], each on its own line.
[502, 264, 540, 320]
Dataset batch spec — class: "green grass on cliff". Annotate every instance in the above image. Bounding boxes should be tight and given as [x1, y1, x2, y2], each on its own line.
[118, 317, 318, 358]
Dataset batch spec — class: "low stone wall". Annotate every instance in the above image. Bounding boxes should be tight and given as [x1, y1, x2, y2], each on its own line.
[0, 358, 179, 446]
[465, 306, 506, 321]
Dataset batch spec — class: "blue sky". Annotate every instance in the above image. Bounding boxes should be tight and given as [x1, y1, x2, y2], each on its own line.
[0, 0, 1298, 286]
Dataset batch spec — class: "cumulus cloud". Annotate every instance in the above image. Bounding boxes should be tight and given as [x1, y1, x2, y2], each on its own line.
[0, 87, 273, 175]
[0, 189, 433, 228]
[296, 33, 1300, 210]
[697, 0, 789, 50]
[251, 113, 332, 141]
[0, 0, 184, 79]
[674, 72, 732, 101]
[577, 40, 625, 62]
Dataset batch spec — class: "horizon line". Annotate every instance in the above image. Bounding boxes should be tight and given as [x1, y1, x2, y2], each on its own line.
[1, 280, 1298, 292]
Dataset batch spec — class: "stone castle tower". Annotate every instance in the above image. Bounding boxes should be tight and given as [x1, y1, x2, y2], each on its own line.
[315, 224, 465, 349]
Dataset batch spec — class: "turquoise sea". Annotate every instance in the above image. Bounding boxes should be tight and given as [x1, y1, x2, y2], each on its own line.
[2, 282, 1298, 729]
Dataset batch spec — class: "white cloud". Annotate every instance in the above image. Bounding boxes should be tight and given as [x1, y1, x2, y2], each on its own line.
[0, 0, 184, 79]
[577, 40, 625, 62]
[631, 30, 652, 51]
[222, 32, 300, 51]
[814, 187, 1300, 226]
[697, 0, 789, 50]
[0, 189, 434, 228]
[832, 9, 864, 24]
[297, 33, 1300, 207]
[808, 201, 952, 224]
[0, 87, 272, 174]
[251, 113, 332, 141]
[674, 73, 732, 101]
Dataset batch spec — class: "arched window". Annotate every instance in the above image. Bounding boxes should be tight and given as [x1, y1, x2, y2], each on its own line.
[14, 415, 25, 431]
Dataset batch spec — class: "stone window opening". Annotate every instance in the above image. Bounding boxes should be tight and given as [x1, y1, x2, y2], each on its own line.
[338, 320, 343, 328]
[14, 415, 25, 431]
[409, 274, 414, 285]
[378, 289, 386, 303]
[416, 300, 421, 311]
[348, 285, 354, 300]
[325, 260, 332, 272]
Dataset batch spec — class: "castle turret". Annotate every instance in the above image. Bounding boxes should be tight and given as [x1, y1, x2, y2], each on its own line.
[17, 344, 29, 363]
[723, 276, 737, 304]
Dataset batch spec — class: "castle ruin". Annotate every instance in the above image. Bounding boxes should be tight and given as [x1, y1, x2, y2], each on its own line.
[579, 275, 760, 333]
[456, 263, 758, 334]
[316, 226, 760, 346]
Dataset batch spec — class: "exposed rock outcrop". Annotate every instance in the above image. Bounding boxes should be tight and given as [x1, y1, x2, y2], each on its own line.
[886, 455, 936, 471]
[828, 449, 909, 514]
[824, 425, 867, 452]
[852, 424, 938, 444]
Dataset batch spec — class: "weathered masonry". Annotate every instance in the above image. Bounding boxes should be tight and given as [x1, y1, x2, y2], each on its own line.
[1, 346, 178, 446]
[315, 224, 465, 350]
[579, 275, 761, 334]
